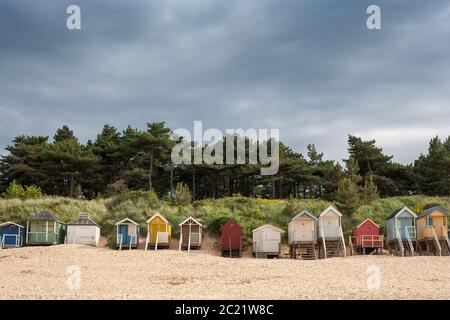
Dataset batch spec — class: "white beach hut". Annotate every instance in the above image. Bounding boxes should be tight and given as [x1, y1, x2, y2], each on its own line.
[178, 216, 203, 252]
[252, 224, 285, 258]
[288, 210, 318, 259]
[318, 206, 346, 258]
[66, 213, 101, 246]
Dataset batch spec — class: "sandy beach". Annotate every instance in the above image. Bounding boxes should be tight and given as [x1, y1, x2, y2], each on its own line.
[0, 244, 449, 300]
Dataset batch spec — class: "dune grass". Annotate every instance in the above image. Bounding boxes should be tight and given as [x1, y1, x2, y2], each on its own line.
[1, 192, 449, 243]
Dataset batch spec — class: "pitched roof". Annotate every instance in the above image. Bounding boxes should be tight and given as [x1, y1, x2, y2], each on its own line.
[179, 216, 203, 227]
[417, 206, 449, 219]
[291, 210, 318, 221]
[68, 213, 100, 227]
[354, 218, 379, 230]
[0, 221, 24, 228]
[115, 218, 139, 226]
[146, 212, 170, 224]
[319, 205, 342, 218]
[386, 208, 402, 220]
[252, 224, 285, 234]
[29, 211, 60, 222]
[386, 206, 417, 220]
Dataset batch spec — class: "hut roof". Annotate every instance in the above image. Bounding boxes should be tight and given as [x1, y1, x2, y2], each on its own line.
[354, 218, 379, 230]
[386, 206, 417, 220]
[220, 220, 242, 231]
[29, 211, 62, 222]
[179, 216, 203, 227]
[146, 212, 171, 225]
[386, 208, 402, 220]
[291, 210, 317, 221]
[115, 218, 139, 226]
[417, 206, 448, 219]
[319, 205, 342, 217]
[68, 213, 100, 227]
[0, 221, 24, 229]
[252, 224, 285, 234]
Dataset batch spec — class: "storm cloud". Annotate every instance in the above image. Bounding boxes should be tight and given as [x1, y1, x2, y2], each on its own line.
[0, 0, 449, 163]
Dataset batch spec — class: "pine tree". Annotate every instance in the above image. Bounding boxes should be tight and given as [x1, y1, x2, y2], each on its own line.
[54, 125, 78, 142]
[361, 176, 379, 203]
[335, 177, 360, 216]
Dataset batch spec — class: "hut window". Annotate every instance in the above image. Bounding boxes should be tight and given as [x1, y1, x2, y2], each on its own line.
[427, 218, 433, 227]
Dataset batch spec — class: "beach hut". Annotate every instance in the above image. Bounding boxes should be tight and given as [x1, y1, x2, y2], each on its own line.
[220, 220, 243, 258]
[66, 213, 100, 246]
[416, 206, 450, 256]
[115, 218, 140, 250]
[0, 222, 25, 249]
[26, 211, 66, 245]
[349, 218, 383, 255]
[252, 224, 284, 258]
[318, 206, 346, 258]
[178, 216, 203, 251]
[386, 206, 420, 256]
[145, 213, 172, 250]
[288, 211, 318, 260]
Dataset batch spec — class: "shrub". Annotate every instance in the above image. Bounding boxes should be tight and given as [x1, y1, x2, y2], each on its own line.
[2, 180, 25, 199]
[107, 235, 117, 249]
[173, 183, 192, 206]
[24, 185, 44, 199]
[107, 179, 128, 196]
[206, 215, 233, 236]
[2, 181, 45, 199]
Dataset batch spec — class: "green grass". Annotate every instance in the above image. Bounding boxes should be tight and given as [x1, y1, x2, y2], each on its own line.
[1, 192, 449, 243]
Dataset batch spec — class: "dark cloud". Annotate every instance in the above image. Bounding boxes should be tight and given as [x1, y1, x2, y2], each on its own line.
[1, 0, 449, 163]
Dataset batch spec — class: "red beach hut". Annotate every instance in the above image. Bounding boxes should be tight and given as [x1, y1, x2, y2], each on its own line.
[350, 218, 383, 255]
[220, 220, 243, 258]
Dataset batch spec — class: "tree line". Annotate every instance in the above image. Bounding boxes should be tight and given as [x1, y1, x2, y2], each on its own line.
[0, 122, 448, 214]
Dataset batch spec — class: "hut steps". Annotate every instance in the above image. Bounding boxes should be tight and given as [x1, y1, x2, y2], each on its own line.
[297, 243, 317, 260]
[324, 240, 344, 258]
[441, 240, 450, 256]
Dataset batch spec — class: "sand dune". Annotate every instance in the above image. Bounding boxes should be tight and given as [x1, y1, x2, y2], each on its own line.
[0, 245, 449, 300]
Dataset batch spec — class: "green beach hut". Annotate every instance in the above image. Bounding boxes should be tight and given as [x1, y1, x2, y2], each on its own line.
[26, 211, 66, 245]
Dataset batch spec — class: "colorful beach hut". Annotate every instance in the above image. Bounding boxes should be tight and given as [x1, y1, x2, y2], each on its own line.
[66, 213, 101, 246]
[318, 206, 346, 258]
[0, 222, 25, 248]
[145, 213, 172, 250]
[220, 220, 243, 258]
[416, 206, 450, 256]
[178, 216, 203, 251]
[349, 218, 383, 255]
[252, 224, 284, 258]
[26, 211, 66, 245]
[386, 206, 419, 256]
[115, 218, 140, 250]
[288, 211, 318, 259]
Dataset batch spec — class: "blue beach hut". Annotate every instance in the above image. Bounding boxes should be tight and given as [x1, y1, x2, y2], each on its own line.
[386, 206, 418, 256]
[115, 218, 140, 250]
[0, 222, 25, 248]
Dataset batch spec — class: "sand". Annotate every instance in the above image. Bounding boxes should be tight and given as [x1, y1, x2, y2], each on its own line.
[0, 244, 449, 300]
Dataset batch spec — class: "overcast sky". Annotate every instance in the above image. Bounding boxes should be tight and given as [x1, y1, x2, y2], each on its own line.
[1, 0, 449, 163]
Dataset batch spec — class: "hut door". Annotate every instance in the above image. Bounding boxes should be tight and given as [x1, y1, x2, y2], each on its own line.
[300, 220, 314, 241]
[398, 218, 412, 238]
[119, 225, 129, 245]
[182, 225, 189, 244]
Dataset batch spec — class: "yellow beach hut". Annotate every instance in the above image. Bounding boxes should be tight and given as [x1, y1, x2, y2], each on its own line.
[145, 213, 172, 250]
[416, 206, 450, 256]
